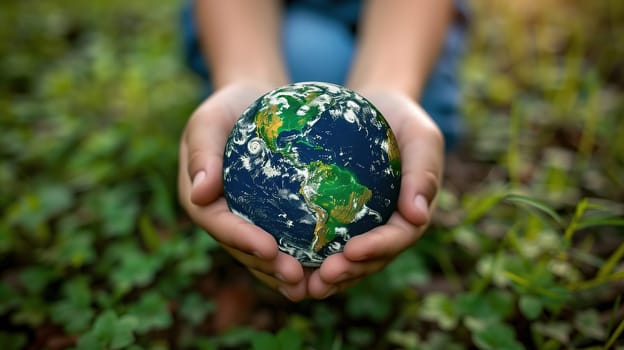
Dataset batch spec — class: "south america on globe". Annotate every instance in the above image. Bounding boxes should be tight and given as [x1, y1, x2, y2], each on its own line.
[223, 82, 401, 266]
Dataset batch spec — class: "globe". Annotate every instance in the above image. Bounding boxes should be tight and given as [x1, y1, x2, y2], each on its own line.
[223, 82, 401, 266]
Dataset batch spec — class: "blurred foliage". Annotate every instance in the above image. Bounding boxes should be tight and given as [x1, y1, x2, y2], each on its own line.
[1, 0, 623, 349]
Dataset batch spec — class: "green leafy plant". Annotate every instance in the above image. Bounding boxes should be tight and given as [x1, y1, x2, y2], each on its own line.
[1, 0, 623, 349]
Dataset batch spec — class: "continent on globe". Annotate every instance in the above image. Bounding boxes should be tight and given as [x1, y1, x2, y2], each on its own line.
[223, 82, 401, 266]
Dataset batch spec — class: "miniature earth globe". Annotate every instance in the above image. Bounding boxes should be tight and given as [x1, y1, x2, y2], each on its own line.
[223, 82, 401, 266]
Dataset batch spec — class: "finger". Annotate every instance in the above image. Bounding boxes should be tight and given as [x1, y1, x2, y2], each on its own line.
[183, 85, 269, 206]
[249, 268, 308, 302]
[320, 252, 388, 283]
[308, 274, 363, 299]
[393, 104, 444, 226]
[343, 212, 425, 261]
[183, 102, 235, 205]
[186, 197, 279, 260]
[307, 253, 387, 299]
[178, 139, 223, 208]
[223, 246, 305, 285]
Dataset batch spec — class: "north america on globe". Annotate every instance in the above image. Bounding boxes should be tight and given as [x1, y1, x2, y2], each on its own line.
[223, 82, 401, 266]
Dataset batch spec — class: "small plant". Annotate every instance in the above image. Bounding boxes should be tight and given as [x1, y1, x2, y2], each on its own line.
[0, 0, 623, 349]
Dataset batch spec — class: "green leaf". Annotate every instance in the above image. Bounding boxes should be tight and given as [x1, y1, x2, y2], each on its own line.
[76, 310, 136, 350]
[37, 184, 74, 216]
[472, 322, 524, 350]
[453, 225, 485, 254]
[218, 327, 261, 348]
[387, 330, 421, 349]
[420, 293, 459, 330]
[519, 295, 543, 320]
[476, 253, 511, 287]
[126, 291, 172, 334]
[384, 249, 430, 288]
[51, 300, 95, 333]
[0, 282, 19, 315]
[312, 303, 339, 333]
[176, 247, 211, 275]
[146, 174, 177, 226]
[139, 214, 161, 252]
[504, 264, 572, 312]
[50, 277, 94, 332]
[110, 315, 138, 349]
[19, 265, 56, 295]
[109, 246, 163, 295]
[11, 297, 47, 327]
[424, 331, 467, 350]
[93, 186, 140, 237]
[346, 327, 374, 347]
[179, 293, 215, 326]
[532, 322, 571, 344]
[0, 332, 27, 350]
[486, 290, 515, 319]
[175, 231, 218, 275]
[276, 328, 304, 350]
[573, 309, 607, 340]
[0, 225, 15, 254]
[48, 229, 95, 268]
[345, 280, 393, 321]
[456, 290, 514, 323]
[154, 270, 193, 297]
[7, 184, 74, 233]
[251, 331, 279, 350]
[194, 229, 220, 251]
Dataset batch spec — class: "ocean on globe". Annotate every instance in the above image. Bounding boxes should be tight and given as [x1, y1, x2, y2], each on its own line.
[223, 82, 401, 266]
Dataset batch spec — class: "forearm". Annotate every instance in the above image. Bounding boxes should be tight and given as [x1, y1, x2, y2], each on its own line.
[195, 0, 289, 89]
[347, 0, 453, 99]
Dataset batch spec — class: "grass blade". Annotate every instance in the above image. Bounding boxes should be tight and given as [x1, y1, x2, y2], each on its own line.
[502, 193, 564, 227]
[607, 295, 622, 339]
[568, 270, 624, 291]
[604, 316, 624, 350]
[597, 241, 624, 279]
[564, 199, 589, 242]
[577, 217, 624, 230]
[464, 191, 506, 224]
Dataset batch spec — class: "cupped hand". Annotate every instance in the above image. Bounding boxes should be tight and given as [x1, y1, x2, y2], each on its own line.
[307, 89, 445, 299]
[178, 82, 307, 301]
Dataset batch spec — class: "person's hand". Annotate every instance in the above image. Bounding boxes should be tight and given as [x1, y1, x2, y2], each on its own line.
[306, 89, 445, 298]
[178, 82, 308, 301]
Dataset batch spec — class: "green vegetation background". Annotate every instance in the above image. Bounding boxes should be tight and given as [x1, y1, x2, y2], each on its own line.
[1, 1, 623, 349]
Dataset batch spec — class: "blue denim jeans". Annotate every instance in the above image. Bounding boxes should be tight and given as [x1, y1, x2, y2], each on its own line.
[180, 0, 468, 151]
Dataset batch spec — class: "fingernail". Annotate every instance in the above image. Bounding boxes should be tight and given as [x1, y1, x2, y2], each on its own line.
[275, 273, 285, 282]
[192, 170, 206, 190]
[414, 195, 429, 215]
[278, 287, 290, 299]
[321, 286, 338, 299]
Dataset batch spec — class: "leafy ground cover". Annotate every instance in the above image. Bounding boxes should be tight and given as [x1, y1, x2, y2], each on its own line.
[1, 0, 623, 349]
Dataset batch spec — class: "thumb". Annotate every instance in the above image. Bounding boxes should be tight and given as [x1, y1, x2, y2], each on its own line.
[182, 103, 232, 206]
[398, 167, 439, 227]
[188, 152, 223, 206]
[394, 111, 444, 227]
